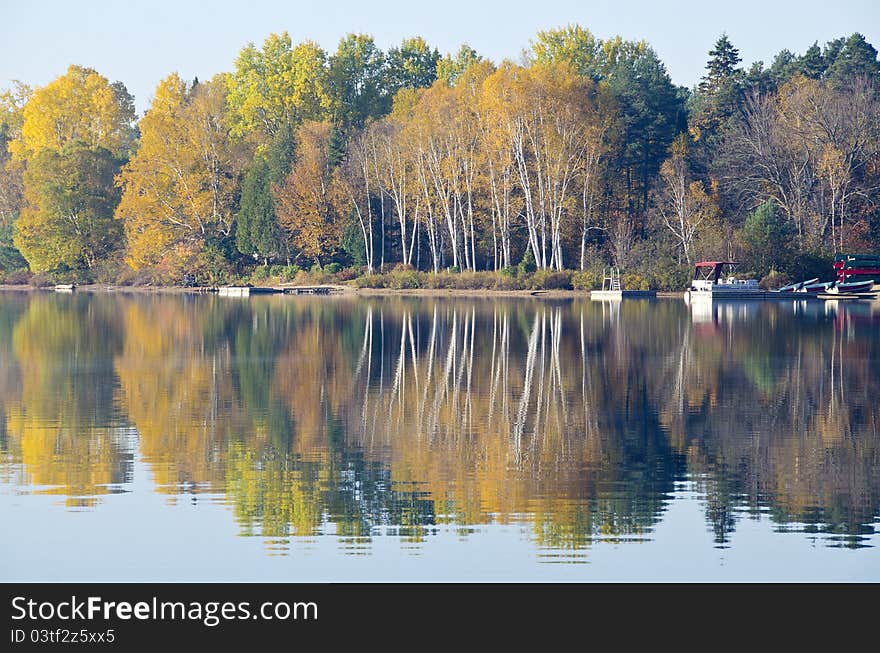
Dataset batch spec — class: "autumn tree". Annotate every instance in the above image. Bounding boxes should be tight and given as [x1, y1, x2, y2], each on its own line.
[0, 83, 29, 226]
[14, 144, 123, 272]
[531, 26, 686, 266]
[483, 62, 604, 270]
[384, 37, 440, 101]
[226, 33, 331, 143]
[274, 121, 343, 265]
[9, 65, 135, 162]
[336, 127, 379, 272]
[718, 73, 880, 253]
[115, 74, 244, 271]
[652, 134, 720, 265]
[436, 45, 482, 86]
[0, 82, 30, 271]
[8, 66, 134, 273]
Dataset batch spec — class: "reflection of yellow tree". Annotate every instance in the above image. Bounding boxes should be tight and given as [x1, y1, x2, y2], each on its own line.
[332, 300, 678, 549]
[5, 295, 127, 506]
[225, 442, 324, 538]
[114, 297, 241, 494]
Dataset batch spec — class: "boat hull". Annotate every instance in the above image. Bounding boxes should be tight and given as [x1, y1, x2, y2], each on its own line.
[825, 280, 875, 294]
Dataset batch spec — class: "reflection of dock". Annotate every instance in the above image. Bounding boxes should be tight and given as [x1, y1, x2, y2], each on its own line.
[684, 289, 802, 301]
[816, 292, 878, 301]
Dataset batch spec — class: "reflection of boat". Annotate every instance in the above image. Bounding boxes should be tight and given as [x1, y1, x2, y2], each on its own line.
[685, 261, 762, 299]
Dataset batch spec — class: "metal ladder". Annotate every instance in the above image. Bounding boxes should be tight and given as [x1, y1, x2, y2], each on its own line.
[602, 267, 622, 291]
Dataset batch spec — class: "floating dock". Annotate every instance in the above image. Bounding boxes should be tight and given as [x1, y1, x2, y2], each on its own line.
[283, 285, 345, 295]
[217, 286, 282, 297]
[217, 285, 344, 297]
[54, 284, 76, 292]
[591, 290, 656, 300]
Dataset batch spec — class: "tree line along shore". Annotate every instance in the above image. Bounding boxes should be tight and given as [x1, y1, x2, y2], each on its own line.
[1, 26, 879, 292]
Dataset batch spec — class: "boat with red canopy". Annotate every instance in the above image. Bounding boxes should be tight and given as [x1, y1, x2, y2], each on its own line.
[686, 261, 762, 298]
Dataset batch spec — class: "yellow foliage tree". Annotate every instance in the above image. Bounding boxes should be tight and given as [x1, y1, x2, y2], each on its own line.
[9, 65, 135, 161]
[226, 33, 331, 143]
[273, 121, 342, 265]
[115, 74, 244, 270]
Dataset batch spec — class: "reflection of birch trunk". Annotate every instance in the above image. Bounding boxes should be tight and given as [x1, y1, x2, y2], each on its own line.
[488, 308, 510, 427]
[417, 305, 438, 440]
[429, 308, 458, 443]
[387, 309, 408, 419]
[368, 309, 386, 446]
[513, 310, 541, 462]
[549, 307, 567, 455]
[579, 309, 600, 446]
[355, 305, 374, 445]
[407, 312, 419, 392]
[450, 308, 475, 440]
[672, 317, 691, 420]
[465, 307, 475, 438]
[532, 309, 547, 456]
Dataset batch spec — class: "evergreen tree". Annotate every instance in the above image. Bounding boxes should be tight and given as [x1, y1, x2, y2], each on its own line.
[769, 50, 796, 85]
[825, 33, 880, 83]
[236, 157, 277, 264]
[236, 126, 295, 264]
[698, 34, 742, 94]
[741, 201, 793, 277]
[797, 42, 825, 79]
[691, 34, 744, 143]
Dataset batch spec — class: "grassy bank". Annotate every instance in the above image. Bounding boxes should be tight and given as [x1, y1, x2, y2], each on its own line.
[0, 263, 698, 292]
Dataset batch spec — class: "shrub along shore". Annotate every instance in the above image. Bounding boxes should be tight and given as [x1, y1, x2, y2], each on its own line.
[0, 262, 693, 293]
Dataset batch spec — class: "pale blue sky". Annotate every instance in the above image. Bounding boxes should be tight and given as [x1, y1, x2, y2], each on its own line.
[3, 0, 879, 113]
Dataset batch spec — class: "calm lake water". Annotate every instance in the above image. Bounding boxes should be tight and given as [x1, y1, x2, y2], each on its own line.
[0, 291, 878, 581]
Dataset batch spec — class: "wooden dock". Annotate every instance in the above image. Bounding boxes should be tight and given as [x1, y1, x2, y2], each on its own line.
[590, 290, 656, 300]
[283, 285, 344, 295]
[217, 286, 282, 297]
[217, 285, 344, 297]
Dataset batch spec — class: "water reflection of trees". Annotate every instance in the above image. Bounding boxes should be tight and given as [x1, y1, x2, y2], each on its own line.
[0, 293, 877, 549]
[2, 295, 129, 506]
[670, 300, 880, 547]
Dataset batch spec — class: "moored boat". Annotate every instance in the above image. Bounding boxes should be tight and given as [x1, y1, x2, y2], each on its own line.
[798, 280, 834, 293]
[824, 279, 875, 294]
[833, 253, 880, 289]
[686, 261, 762, 299]
[776, 277, 817, 292]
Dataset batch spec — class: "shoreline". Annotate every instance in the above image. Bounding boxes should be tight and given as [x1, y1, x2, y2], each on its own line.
[0, 283, 686, 299]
